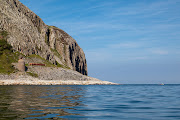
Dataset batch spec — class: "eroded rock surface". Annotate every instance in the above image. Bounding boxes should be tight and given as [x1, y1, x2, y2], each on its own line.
[0, 0, 87, 75]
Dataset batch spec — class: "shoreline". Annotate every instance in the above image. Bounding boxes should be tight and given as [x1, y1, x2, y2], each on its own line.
[0, 68, 118, 85]
[0, 79, 118, 85]
[0, 67, 118, 85]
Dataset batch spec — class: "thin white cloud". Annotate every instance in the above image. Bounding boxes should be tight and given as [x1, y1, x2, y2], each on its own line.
[175, 51, 180, 54]
[133, 56, 148, 60]
[109, 0, 179, 17]
[108, 42, 143, 49]
[85, 41, 149, 63]
[149, 49, 169, 55]
[85, 48, 149, 63]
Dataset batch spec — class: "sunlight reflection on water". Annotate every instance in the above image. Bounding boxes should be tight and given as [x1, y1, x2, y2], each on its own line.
[0, 85, 180, 119]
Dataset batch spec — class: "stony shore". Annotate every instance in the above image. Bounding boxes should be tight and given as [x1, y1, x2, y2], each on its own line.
[0, 75, 117, 85]
[0, 79, 117, 85]
[0, 66, 118, 85]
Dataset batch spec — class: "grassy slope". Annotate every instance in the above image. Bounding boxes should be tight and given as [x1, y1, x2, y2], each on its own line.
[27, 54, 70, 69]
[0, 31, 20, 74]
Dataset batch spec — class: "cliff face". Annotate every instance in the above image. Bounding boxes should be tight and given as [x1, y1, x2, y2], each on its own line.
[0, 0, 87, 75]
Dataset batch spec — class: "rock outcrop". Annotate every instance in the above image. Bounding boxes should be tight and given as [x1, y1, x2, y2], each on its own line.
[0, 0, 87, 75]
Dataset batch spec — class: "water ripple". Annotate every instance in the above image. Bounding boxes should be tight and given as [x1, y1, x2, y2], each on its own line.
[0, 85, 180, 119]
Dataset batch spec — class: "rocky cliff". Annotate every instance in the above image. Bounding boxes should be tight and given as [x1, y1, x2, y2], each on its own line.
[0, 0, 87, 75]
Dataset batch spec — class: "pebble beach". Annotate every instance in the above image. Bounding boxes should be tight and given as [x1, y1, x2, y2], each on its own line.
[0, 66, 118, 85]
[0, 79, 117, 85]
[0, 69, 117, 85]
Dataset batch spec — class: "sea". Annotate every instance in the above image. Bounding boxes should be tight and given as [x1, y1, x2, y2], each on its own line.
[0, 84, 180, 120]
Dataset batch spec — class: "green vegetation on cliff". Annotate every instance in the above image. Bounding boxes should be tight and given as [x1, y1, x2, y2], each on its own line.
[0, 30, 70, 74]
[26, 72, 38, 78]
[27, 54, 70, 69]
[26, 54, 55, 67]
[0, 31, 20, 74]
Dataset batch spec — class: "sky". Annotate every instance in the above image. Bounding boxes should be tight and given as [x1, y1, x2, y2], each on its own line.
[19, 0, 180, 84]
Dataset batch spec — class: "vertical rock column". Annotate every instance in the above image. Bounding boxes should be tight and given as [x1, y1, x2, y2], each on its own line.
[18, 59, 25, 72]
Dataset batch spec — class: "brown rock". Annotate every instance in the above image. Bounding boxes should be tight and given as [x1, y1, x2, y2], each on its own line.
[18, 59, 25, 72]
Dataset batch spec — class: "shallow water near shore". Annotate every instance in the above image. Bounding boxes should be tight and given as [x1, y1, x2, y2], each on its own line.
[0, 84, 180, 120]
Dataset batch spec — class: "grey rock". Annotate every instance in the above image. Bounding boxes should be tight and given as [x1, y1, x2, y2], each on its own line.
[0, 0, 87, 75]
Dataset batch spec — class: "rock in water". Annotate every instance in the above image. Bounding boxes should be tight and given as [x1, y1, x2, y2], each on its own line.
[0, 0, 87, 75]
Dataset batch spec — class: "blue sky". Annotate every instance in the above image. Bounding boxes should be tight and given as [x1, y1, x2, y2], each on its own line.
[19, 0, 180, 84]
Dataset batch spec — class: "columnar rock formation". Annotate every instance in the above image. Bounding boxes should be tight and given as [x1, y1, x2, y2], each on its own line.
[0, 0, 87, 75]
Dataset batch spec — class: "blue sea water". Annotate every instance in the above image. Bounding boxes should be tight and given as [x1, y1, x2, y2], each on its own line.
[0, 85, 180, 120]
